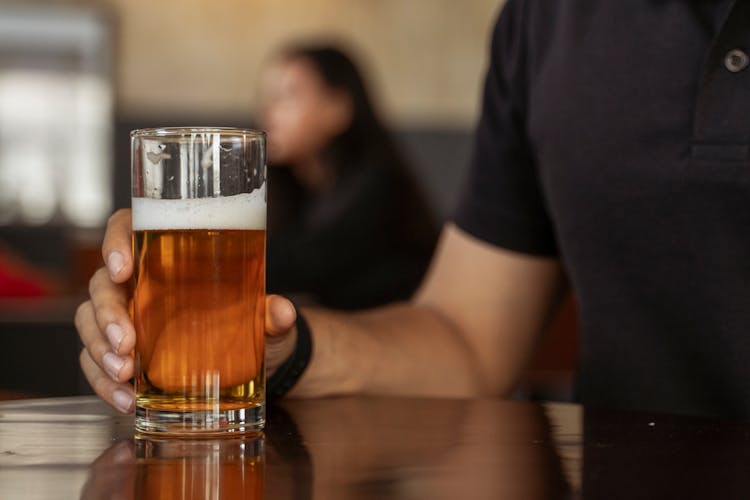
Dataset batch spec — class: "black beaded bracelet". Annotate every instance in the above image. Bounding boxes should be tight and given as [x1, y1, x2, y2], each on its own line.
[267, 309, 313, 401]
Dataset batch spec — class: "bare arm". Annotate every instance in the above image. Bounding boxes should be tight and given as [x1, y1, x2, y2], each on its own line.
[289, 223, 567, 398]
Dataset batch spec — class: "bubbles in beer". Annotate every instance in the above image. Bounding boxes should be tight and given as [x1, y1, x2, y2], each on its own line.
[132, 183, 266, 231]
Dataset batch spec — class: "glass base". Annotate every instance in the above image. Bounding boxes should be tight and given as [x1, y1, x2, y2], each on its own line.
[135, 404, 265, 437]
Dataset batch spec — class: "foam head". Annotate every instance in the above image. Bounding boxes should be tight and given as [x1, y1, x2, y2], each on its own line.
[132, 184, 266, 231]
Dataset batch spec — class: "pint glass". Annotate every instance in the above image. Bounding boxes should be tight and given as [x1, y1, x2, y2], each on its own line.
[131, 127, 266, 436]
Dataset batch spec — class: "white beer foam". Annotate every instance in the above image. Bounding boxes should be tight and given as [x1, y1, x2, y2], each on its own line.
[132, 184, 266, 230]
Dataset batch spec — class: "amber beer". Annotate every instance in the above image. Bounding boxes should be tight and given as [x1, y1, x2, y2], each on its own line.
[132, 189, 266, 435]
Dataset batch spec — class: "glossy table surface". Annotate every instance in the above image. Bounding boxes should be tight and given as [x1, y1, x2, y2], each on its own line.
[2, 396, 750, 499]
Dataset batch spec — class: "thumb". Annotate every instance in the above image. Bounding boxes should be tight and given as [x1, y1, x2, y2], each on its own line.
[265, 295, 298, 374]
[265, 294, 296, 338]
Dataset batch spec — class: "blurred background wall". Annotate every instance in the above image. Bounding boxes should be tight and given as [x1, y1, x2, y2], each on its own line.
[113, 0, 500, 128]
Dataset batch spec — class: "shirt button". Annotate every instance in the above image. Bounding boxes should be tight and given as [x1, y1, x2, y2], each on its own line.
[724, 49, 749, 73]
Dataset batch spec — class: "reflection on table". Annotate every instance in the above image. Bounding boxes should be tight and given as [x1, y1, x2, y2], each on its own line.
[82, 437, 264, 500]
[0, 396, 576, 499]
[5, 395, 750, 499]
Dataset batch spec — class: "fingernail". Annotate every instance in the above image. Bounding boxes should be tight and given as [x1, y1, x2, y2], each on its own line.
[105, 323, 124, 352]
[112, 389, 134, 414]
[103, 352, 125, 380]
[107, 251, 125, 278]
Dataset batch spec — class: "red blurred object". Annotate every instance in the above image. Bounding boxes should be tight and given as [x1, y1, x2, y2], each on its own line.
[0, 246, 52, 297]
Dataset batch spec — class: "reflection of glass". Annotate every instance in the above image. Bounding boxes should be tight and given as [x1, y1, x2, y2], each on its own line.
[80, 436, 264, 500]
[131, 128, 267, 436]
[135, 437, 264, 500]
[0, 6, 112, 227]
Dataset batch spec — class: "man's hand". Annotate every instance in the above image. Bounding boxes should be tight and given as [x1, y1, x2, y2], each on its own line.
[75, 209, 297, 413]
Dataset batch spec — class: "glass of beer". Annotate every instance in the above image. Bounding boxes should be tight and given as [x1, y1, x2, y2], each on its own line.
[131, 127, 266, 436]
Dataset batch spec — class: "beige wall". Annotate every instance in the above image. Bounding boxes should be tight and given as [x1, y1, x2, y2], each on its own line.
[103, 0, 504, 127]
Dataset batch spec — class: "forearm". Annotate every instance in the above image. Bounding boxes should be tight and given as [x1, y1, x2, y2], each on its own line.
[282, 225, 566, 399]
[287, 303, 486, 398]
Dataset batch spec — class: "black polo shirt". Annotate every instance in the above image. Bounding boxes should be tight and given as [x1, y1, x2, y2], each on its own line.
[454, 0, 750, 417]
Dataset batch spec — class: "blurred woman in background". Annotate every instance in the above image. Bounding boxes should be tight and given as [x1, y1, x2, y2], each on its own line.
[260, 45, 438, 310]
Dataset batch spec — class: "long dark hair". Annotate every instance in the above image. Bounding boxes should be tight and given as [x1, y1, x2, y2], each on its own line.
[278, 44, 410, 180]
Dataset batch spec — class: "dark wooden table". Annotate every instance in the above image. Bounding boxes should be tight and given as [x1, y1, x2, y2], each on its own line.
[2, 396, 750, 499]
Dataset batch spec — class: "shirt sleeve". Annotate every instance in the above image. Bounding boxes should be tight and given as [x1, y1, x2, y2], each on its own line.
[452, 0, 558, 256]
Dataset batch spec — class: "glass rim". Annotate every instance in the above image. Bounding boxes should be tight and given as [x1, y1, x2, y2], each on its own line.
[130, 127, 266, 139]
